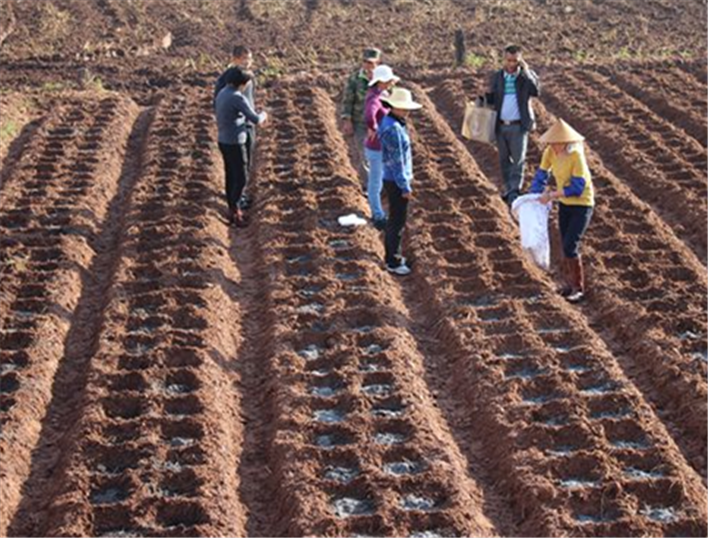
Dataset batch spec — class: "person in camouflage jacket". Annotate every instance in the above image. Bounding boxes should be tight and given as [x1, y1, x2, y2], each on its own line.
[341, 47, 381, 191]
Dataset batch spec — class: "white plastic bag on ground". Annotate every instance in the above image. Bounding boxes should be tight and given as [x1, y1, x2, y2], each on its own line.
[337, 213, 367, 227]
[511, 193, 552, 271]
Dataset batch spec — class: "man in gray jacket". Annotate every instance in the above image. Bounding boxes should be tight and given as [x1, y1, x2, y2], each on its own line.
[486, 44, 541, 206]
[215, 68, 268, 227]
[214, 45, 257, 208]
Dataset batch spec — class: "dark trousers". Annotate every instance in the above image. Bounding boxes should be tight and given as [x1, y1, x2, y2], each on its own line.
[246, 128, 256, 171]
[558, 203, 593, 258]
[496, 123, 528, 205]
[218, 142, 248, 211]
[384, 181, 409, 267]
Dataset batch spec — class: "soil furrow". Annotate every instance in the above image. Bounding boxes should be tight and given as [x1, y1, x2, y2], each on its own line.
[0, 95, 139, 536]
[394, 83, 707, 535]
[568, 68, 706, 186]
[0, 2, 705, 535]
[594, 66, 708, 147]
[6, 100, 152, 536]
[541, 72, 707, 261]
[235, 82, 502, 537]
[0, 109, 47, 194]
[675, 59, 708, 85]
[224, 221, 279, 537]
[574, 69, 707, 172]
[8, 90, 247, 537]
[428, 78, 708, 479]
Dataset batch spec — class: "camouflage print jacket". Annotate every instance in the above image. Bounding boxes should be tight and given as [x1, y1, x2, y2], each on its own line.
[341, 68, 370, 127]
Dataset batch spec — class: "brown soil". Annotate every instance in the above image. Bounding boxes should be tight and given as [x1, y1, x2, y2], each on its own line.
[0, 93, 46, 191]
[0, 1, 706, 537]
[428, 73, 708, 480]
[1, 0, 706, 70]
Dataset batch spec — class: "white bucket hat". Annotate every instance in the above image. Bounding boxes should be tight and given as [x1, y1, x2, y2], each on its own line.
[381, 87, 422, 110]
[368, 64, 400, 87]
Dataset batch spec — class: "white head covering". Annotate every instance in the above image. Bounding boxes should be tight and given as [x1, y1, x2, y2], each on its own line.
[368, 64, 400, 87]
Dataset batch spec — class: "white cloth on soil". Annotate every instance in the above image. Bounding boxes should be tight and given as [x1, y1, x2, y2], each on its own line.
[511, 193, 552, 271]
[338, 213, 368, 227]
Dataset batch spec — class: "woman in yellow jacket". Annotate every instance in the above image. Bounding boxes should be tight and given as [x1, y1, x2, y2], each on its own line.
[529, 119, 594, 302]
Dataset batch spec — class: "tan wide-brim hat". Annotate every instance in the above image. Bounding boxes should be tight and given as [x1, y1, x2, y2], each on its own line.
[539, 119, 585, 144]
[381, 88, 422, 110]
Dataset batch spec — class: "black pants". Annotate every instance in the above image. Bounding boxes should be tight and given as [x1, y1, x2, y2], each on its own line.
[384, 181, 409, 267]
[558, 203, 593, 258]
[218, 142, 248, 211]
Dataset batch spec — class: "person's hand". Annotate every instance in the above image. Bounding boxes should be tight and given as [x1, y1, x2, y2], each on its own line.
[342, 119, 353, 136]
[367, 128, 377, 143]
[519, 57, 529, 72]
[539, 190, 555, 204]
[402, 191, 412, 200]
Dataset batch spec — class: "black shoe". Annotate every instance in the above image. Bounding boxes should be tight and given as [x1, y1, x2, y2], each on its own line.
[504, 190, 520, 207]
[373, 218, 387, 231]
[238, 194, 253, 210]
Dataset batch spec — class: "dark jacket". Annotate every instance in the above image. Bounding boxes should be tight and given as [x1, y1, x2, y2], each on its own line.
[486, 68, 541, 132]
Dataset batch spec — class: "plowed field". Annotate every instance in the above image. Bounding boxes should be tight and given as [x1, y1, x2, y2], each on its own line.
[1, 1, 706, 537]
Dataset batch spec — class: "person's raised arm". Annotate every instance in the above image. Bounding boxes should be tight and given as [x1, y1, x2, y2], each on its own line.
[521, 59, 541, 97]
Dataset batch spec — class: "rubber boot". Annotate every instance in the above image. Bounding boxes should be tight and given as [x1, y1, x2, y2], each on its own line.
[557, 256, 572, 297]
[566, 256, 585, 303]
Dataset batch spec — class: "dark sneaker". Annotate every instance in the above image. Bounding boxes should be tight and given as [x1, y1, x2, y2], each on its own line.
[238, 194, 253, 210]
[373, 218, 387, 231]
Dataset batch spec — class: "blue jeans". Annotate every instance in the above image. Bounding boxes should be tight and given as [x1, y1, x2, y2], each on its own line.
[365, 148, 385, 221]
[496, 123, 528, 205]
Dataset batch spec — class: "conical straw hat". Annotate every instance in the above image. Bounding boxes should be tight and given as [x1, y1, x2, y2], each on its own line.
[539, 119, 585, 144]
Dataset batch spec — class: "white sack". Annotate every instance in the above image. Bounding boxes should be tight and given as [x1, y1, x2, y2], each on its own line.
[511, 193, 552, 271]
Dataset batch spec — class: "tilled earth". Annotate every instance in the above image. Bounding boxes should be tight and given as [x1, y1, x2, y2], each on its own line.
[0, 60, 706, 537]
[0, 1, 707, 536]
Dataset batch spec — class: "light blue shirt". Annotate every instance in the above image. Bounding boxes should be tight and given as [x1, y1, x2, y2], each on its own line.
[500, 71, 521, 122]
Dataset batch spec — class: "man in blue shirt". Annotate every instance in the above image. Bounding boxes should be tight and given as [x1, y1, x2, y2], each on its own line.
[486, 44, 541, 206]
